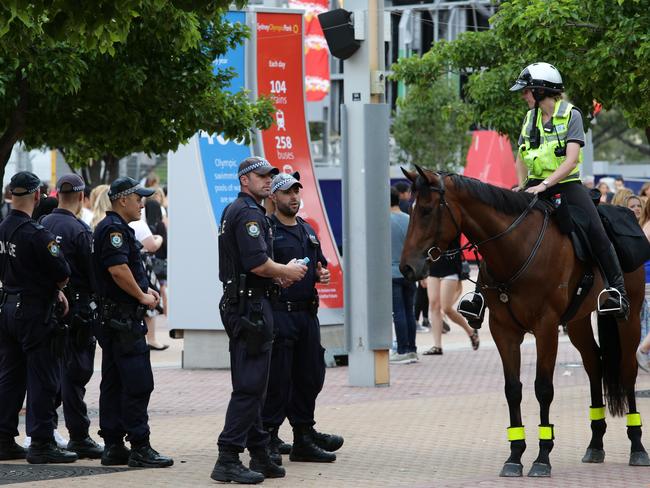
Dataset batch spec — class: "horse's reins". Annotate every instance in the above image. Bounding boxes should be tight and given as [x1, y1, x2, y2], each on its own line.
[423, 172, 550, 305]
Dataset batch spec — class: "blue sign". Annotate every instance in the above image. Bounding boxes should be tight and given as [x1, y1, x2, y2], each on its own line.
[199, 11, 251, 225]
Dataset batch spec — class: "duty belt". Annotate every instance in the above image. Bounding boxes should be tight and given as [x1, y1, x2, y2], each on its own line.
[271, 298, 318, 313]
[223, 284, 279, 302]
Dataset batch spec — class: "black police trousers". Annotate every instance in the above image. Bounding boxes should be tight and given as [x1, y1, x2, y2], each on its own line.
[54, 334, 96, 440]
[262, 310, 326, 428]
[96, 320, 153, 446]
[0, 300, 60, 441]
[218, 298, 273, 452]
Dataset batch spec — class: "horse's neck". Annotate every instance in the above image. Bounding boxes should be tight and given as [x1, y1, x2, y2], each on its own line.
[458, 197, 541, 274]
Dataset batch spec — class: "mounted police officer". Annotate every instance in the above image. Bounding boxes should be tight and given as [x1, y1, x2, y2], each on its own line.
[458, 62, 629, 326]
[41, 174, 103, 459]
[211, 157, 307, 484]
[0, 171, 76, 464]
[262, 172, 343, 465]
[93, 176, 173, 468]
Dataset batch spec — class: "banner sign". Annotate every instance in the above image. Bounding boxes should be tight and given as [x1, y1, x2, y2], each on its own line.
[256, 12, 343, 309]
[288, 0, 330, 101]
[199, 11, 252, 225]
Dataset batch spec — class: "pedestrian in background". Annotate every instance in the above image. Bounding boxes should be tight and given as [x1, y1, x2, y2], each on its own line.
[389, 187, 419, 364]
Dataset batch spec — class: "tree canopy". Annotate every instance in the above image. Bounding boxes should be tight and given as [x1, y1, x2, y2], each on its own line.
[392, 0, 650, 146]
[0, 1, 272, 183]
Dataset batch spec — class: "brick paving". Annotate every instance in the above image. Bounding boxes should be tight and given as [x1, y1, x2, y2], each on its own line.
[4, 314, 650, 486]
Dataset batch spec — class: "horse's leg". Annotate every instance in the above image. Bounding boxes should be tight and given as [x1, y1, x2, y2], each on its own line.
[492, 321, 526, 477]
[527, 324, 559, 477]
[567, 314, 607, 463]
[626, 393, 650, 465]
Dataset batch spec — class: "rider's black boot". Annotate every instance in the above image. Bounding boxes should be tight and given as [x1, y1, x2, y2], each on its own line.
[458, 286, 486, 329]
[595, 244, 630, 320]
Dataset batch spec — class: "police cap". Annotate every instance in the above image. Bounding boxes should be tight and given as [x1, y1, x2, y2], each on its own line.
[108, 176, 155, 201]
[271, 172, 302, 193]
[9, 171, 41, 196]
[56, 173, 86, 193]
[238, 157, 279, 178]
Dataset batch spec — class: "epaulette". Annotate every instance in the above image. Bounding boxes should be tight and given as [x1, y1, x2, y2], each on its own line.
[30, 222, 45, 231]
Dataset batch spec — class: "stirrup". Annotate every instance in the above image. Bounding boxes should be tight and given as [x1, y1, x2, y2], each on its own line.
[458, 292, 485, 320]
[597, 288, 622, 315]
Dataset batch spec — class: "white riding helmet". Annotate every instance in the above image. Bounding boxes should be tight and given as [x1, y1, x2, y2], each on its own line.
[510, 62, 564, 92]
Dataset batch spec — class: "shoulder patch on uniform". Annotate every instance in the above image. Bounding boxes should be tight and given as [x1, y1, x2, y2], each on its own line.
[47, 240, 60, 257]
[110, 232, 124, 248]
[246, 221, 261, 238]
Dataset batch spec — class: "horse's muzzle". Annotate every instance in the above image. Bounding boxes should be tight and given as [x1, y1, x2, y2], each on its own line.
[400, 261, 427, 282]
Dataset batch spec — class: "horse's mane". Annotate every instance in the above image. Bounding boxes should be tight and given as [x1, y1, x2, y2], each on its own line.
[414, 172, 551, 216]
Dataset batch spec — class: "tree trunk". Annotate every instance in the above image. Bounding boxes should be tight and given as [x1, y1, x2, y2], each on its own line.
[0, 73, 28, 185]
[646, 127, 650, 146]
[103, 154, 119, 184]
[82, 159, 104, 187]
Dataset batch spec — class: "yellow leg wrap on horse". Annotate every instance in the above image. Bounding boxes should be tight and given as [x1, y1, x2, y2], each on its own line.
[507, 426, 525, 442]
[627, 413, 642, 427]
[589, 406, 606, 421]
[538, 425, 554, 440]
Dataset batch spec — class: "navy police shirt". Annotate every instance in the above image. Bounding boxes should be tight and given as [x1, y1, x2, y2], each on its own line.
[271, 215, 326, 302]
[41, 208, 94, 293]
[0, 209, 70, 297]
[219, 192, 273, 288]
[92, 211, 148, 304]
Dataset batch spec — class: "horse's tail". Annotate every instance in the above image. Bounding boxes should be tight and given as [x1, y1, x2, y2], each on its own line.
[598, 314, 627, 416]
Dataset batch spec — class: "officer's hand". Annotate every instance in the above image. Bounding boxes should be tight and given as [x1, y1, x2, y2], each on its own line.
[512, 185, 523, 192]
[284, 258, 308, 283]
[149, 287, 161, 303]
[57, 290, 69, 317]
[139, 292, 157, 309]
[525, 184, 545, 195]
[316, 262, 330, 285]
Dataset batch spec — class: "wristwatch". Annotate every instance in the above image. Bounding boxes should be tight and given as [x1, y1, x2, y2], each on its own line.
[541, 179, 550, 188]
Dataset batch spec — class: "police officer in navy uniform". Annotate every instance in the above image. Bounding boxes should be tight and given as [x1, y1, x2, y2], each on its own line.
[93, 176, 173, 468]
[211, 157, 307, 484]
[263, 172, 343, 465]
[41, 174, 103, 459]
[0, 171, 77, 464]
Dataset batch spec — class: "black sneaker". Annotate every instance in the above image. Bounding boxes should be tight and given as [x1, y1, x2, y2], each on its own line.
[308, 427, 344, 452]
[211, 451, 264, 484]
[101, 442, 131, 466]
[249, 448, 286, 478]
[26, 440, 78, 464]
[128, 444, 174, 468]
[67, 436, 104, 459]
[0, 439, 26, 460]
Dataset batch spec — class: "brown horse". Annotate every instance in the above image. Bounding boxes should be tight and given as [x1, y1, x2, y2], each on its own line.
[400, 166, 649, 478]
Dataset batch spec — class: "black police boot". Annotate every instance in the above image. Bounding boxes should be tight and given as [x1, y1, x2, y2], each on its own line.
[0, 439, 26, 460]
[457, 289, 486, 329]
[211, 449, 264, 484]
[266, 426, 283, 465]
[249, 447, 286, 479]
[26, 439, 78, 464]
[289, 425, 336, 463]
[128, 443, 174, 468]
[596, 244, 630, 320]
[308, 426, 344, 452]
[101, 442, 131, 466]
[67, 436, 104, 459]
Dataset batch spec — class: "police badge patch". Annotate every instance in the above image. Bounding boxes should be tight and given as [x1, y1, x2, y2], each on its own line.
[246, 221, 261, 237]
[110, 232, 123, 248]
[47, 241, 60, 257]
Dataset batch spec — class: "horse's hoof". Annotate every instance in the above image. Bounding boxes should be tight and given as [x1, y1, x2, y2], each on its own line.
[527, 462, 551, 477]
[499, 462, 523, 477]
[582, 448, 605, 463]
[629, 450, 650, 466]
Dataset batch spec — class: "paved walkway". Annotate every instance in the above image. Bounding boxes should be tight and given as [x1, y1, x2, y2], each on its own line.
[3, 311, 650, 487]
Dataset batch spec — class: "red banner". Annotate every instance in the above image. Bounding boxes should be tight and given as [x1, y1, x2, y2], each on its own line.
[288, 0, 330, 101]
[256, 12, 343, 309]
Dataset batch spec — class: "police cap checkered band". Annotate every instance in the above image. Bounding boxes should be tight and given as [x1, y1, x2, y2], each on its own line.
[271, 172, 302, 193]
[9, 171, 41, 196]
[237, 157, 279, 178]
[108, 176, 155, 200]
[56, 173, 86, 193]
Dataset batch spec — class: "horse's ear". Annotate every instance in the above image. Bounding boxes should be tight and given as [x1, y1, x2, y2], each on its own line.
[401, 167, 416, 182]
[414, 164, 429, 182]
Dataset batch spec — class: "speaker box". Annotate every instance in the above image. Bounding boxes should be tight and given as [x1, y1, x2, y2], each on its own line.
[318, 9, 360, 60]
